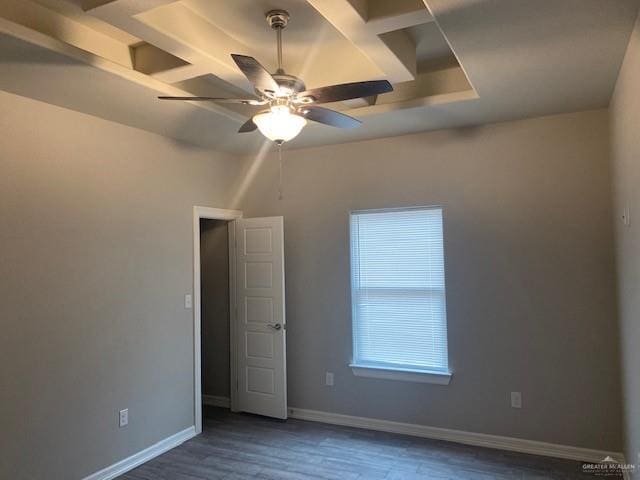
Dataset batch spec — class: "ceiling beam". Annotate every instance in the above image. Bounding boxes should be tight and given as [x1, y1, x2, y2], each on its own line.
[132, 42, 210, 83]
[82, 0, 177, 17]
[307, 0, 417, 83]
[149, 63, 211, 84]
[366, 8, 434, 34]
[0, 0, 133, 68]
[0, 7, 244, 122]
[85, 0, 258, 93]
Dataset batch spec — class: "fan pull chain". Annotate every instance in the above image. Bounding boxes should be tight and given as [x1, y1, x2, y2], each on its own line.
[278, 143, 284, 201]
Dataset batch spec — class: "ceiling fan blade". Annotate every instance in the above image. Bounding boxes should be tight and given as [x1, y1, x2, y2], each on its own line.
[158, 96, 266, 105]
[231, 54, 280, 94]
[296, 80, 393, 104]
[238, 118, 258, 133]
[302, 106, 361, 129]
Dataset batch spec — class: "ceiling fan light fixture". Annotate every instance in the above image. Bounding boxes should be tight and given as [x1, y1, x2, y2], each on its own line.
[253, 105, 306, 144]
[157, 10, 393, 140]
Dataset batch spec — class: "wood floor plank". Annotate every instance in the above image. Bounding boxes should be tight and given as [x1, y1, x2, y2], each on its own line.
[117, 406, 616, 480]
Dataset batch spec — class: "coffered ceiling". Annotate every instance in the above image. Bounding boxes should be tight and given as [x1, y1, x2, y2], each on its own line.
[0, 0, 637, 153]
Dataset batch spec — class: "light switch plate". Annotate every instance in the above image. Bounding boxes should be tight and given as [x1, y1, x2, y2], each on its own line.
[184, 294, 192, 309]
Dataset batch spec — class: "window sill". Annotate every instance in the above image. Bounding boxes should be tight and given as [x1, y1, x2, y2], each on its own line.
[349, 364, 452, 385]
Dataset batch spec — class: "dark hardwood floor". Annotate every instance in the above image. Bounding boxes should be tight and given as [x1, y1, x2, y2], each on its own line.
[118, 406, 608, 479]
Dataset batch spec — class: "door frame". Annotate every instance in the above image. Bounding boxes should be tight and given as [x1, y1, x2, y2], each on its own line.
[192, 206, 242, 434]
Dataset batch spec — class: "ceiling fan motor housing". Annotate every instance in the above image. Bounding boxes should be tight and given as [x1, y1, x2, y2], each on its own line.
[272, 73, 306, 96]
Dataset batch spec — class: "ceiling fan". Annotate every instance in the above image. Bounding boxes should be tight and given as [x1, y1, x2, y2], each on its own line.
[158, 9, 393, 144]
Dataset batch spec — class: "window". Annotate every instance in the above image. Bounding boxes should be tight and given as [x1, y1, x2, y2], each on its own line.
[349, 207, 451, 384]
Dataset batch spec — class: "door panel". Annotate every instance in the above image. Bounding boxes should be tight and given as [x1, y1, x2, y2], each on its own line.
[236, 216, 287, 419]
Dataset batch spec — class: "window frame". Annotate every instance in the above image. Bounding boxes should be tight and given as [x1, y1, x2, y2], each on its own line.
[348, 206, 452, 385]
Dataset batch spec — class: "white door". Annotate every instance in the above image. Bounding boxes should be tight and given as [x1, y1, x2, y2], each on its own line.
[235, 216, 287, 419]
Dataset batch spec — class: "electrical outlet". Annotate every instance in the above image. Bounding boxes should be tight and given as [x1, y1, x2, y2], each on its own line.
[325, 372, 334, 386]
[119, 408, 129, 427]
[511, 392, 522, 409]
[622, 206, 631, 227]
[184, 294, 192, 309]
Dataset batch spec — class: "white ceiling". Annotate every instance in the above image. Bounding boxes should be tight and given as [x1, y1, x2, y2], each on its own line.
[0, 0, 638, 154]
[0, 33, 258, 152]
[28, 0, 140, 45]
[407, 22, 457, 72]
[183, 0, 383, 88]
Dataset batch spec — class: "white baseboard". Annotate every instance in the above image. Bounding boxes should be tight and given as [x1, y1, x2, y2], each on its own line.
[80, 402, 628, 479]
[82, 426, 196, 480]
[288, 407, 624, 465]
[202, 394, 230, 408]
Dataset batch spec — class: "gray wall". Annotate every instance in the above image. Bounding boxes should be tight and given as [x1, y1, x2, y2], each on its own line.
[239, 109, 621, 451]
[0, 86, 626, 480]
[200, 219, 230, 399]
[610, 11, 640, 475]
[0, 91, 244, 480]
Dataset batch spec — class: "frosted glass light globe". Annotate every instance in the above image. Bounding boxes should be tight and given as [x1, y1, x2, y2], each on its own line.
[253, 106, 306, 144]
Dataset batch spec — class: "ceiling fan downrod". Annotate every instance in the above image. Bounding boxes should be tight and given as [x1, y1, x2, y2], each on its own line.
[265, 10, 306, 97]
[266, 10, 289, 74]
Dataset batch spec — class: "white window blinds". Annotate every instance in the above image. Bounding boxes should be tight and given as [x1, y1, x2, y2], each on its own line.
[350, 207, 449, 373]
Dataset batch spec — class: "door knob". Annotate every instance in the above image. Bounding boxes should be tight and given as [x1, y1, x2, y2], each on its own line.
[267, 323, 282, 330]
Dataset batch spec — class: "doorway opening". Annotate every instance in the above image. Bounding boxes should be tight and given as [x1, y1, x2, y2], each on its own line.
[193, 207, 288, 433]
[200, 218, 232, 412]
[192, 207, 242, 434]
